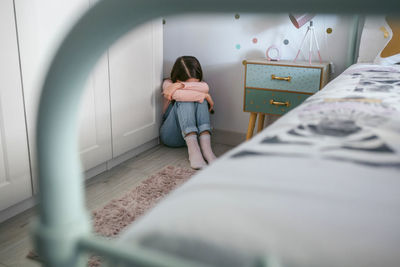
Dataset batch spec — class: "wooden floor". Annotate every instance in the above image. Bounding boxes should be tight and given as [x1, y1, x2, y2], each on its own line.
[0, 143, 233, 267]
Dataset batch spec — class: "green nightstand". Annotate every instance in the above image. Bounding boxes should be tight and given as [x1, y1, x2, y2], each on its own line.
[243, 59, 330, 140]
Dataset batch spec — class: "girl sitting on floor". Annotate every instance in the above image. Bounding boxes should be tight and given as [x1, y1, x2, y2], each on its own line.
[160, 56, 217, 169]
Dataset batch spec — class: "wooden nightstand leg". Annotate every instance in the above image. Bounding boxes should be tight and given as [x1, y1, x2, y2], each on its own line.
[257, 113, 265, 133]
[246, 112, 257, 140]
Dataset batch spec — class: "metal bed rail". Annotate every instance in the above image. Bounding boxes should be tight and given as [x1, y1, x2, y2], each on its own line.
[34, 0, 400, 266]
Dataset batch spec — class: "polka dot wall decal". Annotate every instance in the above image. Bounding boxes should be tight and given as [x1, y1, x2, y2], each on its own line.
[326, 28, 333, 34]
[235, 44, 241, 50]
[235, 13, 240, 19]
[283, 39, 289, 45]
[252, 38, 258, 44]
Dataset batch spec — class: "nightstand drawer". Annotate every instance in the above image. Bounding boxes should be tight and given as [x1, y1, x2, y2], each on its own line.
[244, 89, 311, 115]
[246, 64, 322, 93]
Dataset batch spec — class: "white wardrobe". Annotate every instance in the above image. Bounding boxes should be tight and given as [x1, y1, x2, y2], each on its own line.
[0, 0, 32, 211]
[0, 0, 163, 218]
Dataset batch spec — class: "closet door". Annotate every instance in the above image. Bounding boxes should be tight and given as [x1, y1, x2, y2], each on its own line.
[0, 0, 32, 210]
[14, 0, 112, 193]
[109, 20, 163, 157]
[78, 54, 112, 171]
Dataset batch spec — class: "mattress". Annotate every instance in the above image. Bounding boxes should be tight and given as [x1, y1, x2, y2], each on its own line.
[118, 64, 400, 267]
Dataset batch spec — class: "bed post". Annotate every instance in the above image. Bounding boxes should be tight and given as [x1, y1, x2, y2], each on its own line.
[32, 0, 399, 266]
[346, 15, 361, 67]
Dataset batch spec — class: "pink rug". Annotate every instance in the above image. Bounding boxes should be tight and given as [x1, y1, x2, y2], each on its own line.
[92, 165, 196, 238]
[27, 165, 196, 265]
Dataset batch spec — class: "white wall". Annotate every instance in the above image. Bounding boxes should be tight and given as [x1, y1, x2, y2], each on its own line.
[163, 13, 356, 134]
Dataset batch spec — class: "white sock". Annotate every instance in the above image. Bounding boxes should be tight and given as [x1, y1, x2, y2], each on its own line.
[199, 134, 217, 164]
[185, 134, 207, 169]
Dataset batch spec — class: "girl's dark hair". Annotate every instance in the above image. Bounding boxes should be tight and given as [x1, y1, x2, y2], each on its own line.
[170, 56, 203, 82]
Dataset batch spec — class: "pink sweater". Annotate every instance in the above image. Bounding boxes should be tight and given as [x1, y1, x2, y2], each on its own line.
[162, 79, 209, 114]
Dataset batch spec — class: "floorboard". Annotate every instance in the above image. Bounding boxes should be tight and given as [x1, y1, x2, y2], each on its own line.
[0, 143, 233, 266]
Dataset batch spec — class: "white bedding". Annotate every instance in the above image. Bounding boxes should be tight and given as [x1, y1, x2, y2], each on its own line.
[119, 64, 400, 267]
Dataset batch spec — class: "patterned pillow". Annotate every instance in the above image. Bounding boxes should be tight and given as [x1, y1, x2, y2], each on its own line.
[357, 16, 388, 63]
[374, 16, 400, 65]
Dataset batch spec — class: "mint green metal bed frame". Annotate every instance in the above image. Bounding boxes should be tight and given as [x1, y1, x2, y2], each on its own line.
[33, 0, 399, 266]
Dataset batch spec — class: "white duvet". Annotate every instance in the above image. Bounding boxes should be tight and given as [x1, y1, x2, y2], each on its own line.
[119, 64, 400, 267]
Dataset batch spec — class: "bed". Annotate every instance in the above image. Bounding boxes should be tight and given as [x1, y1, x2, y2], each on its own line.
[33, 1, 400, 267]
[118, 63, 400, 267]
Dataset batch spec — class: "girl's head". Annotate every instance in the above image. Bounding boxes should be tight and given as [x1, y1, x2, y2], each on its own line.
[170, 56, 203, 82]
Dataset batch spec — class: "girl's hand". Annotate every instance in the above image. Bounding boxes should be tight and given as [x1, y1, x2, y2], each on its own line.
[205, 94, 214, 112]
[164, 82, 184, 100]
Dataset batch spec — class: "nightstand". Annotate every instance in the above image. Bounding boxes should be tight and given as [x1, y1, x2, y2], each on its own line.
[243, 59, 330, 140]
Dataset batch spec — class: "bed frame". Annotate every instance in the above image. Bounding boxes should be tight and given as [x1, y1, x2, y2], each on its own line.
[33, 0, 399, 266]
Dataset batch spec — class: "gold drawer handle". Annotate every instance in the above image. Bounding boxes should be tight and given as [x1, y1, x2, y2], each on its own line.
[271, 74, 291, 82]
[270, 99, 290, 107]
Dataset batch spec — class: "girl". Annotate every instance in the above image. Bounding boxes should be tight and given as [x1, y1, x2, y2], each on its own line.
[160, 56, 217, 169]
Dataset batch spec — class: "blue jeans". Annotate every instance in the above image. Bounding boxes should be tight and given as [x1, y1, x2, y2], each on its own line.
[160, 101, 212, 147]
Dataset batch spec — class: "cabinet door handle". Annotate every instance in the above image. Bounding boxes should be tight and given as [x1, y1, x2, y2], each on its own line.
[271, 74, 291, 82]
[270, 99, 290, 107]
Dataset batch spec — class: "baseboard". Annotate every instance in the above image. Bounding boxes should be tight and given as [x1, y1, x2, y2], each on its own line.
[84, 162, 108, 180]
[1, 138, 160, 223]
[212, 129, 246, 147]
[0, 196, 37, 224]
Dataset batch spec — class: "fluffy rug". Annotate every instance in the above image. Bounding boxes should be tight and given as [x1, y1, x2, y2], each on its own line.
[92, 165, 195, 238]
[27, 165, 196, 265]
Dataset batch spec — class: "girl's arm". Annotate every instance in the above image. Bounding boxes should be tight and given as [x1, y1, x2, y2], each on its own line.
[205, 94, 214, 112]
[181, 81, 209, 93]
[171, 89, 207, 103]
[163, 79, 210, 102]
[162, 79, 184, 100]
[172, 81, 209, 102]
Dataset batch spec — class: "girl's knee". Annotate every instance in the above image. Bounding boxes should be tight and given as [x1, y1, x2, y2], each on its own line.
[199, 100, 208, 107]
[176, 101, 196, 110]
